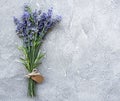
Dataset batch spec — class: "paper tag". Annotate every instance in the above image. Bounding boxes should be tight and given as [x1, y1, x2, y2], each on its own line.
[31, 75, 44, 83]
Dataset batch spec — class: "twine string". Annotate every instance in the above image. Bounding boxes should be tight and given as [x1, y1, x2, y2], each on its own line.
[26, 68, 40, 78]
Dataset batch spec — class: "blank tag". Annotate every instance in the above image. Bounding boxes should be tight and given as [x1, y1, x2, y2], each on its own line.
[31, 75, 44, 83]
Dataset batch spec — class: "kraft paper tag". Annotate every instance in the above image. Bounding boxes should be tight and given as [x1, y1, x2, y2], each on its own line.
[26, 69, 44, 83]
[31, 75, 44, 83]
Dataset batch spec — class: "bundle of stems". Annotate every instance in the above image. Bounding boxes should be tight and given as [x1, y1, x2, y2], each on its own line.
[14, 4, 61, 97]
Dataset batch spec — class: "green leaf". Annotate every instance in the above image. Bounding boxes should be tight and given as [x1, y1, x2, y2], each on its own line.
[35, 52, 45, 63]
[20, 57, 30, 71]
[33, 52, 45, 68]
[18, 46, 28, 58]
[33, 62, 42, 68]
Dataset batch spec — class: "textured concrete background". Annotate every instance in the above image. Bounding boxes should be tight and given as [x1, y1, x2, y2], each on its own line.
[0, 0, 120, 101]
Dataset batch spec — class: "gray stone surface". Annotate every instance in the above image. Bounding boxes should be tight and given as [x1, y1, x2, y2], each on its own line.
[0, 0, 120, 100]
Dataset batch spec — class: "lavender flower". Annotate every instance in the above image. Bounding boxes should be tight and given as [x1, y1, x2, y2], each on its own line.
[13, 17, 19, 25]
[13, 4, 61, 97]
[14, 5, 61, 47]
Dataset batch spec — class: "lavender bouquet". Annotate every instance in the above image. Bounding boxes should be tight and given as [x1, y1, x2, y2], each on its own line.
[14, 5, 61, 97]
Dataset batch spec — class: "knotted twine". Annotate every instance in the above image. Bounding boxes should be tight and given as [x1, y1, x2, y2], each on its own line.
[26, 69, 44, 83]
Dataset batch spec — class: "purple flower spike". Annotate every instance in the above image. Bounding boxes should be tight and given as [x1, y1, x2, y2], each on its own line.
[56, 15, 62, 22]
[14, 17, 19, 25]
[14, 5, 61, 47]
[24, 4, 30, 11]
[22, 11, 30, 20]
[47, 8, 53, 18]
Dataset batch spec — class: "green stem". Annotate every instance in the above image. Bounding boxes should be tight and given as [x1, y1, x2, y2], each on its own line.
[28, 78, 36, 97]
[27, 29, 45, 97]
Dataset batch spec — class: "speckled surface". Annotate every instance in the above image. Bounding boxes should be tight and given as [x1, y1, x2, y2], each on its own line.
[0, 0, 120, 101]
